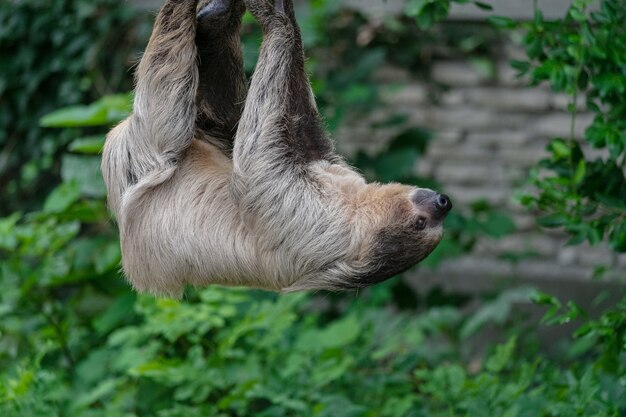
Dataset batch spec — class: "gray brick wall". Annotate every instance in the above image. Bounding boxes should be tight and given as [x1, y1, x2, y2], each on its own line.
[335, 55, 626, 292]
[345, 0, 594, 20]
[133, 0, 581, 20]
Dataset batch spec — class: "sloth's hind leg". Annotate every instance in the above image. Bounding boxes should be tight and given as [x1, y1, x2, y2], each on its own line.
[103, 0, 199, 214]
[195, 0, 247, 149]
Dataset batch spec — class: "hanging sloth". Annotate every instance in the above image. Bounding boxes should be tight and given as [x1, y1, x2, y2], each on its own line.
[101, 0, 452, 297]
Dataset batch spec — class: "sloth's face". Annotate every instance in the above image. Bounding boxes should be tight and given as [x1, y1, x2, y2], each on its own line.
[349, 185, 452, 288]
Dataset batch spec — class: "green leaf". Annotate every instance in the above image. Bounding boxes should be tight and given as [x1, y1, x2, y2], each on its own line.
[40, 94, 132, 128]
[569, 7, 587, 21]
[609, 221, 626, 252]
[40, 104, 109, 128]
[388, 127, 432, 153]
[61, 155, 106, 198]
[486, 336, 517, 373]
[510, 60, 531, 75]
[473, 1, 493, 10]
[533, 9, 544, 26]
[405, 0, 429, 17]
[461, 288, 536, 338]
[93, 292, 136, 335]
[73, 379, 121, 408]
[537, 214, 568, 228]
[547, 139, 572, 160]
[43, 181, 81, 213]
[297, 315, 361, 351]
[95, 241, 121, 274]
[69, 135, 105, 154]
[0, 213, 22, 251]
[573, 159, 586, 184]
[357, 147, 419, 182]
[487, 16, 517, 29]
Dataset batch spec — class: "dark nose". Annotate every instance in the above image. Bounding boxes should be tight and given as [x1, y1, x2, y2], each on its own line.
[436, 194, 452, 213]
[412, 190, 452, 221]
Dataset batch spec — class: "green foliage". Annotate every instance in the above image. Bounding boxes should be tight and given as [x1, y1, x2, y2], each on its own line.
[1, 1, 625, 417]
[0, 0, 150, 214]
[405, 0, 492, 29]
[510, 0, 626, 253]
[2, 266, 625, 416]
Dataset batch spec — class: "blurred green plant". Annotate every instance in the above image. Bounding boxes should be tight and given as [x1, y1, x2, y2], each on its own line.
[2, 277, 625, 416]
[0, 0, 150, 214]
[1, 1, 625, 416]
[501, 0, 626, 254]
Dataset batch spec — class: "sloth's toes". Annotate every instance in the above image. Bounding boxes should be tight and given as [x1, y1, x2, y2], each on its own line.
[275, 0, 284, 14]
[244, 0, 272, 17]
[245, 0, 291, 19]
[197, 0, 229, 20]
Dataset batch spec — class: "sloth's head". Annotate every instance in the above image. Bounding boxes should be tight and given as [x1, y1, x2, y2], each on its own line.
[343, 184, 452, 289]
[289, 165, 454, 292]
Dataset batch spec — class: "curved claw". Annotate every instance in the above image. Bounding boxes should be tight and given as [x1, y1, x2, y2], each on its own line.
[275, 0, 284, 14]
[197, 0, 245, 21]
[244, 0, 293, 27]
[197, 0, 229, 19]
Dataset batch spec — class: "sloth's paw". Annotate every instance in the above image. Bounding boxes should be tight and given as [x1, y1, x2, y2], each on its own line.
[197, 0, 245, 32]
[245, 0, 292, 21]
[197, 0, 229, 19]
[274, 0, 285, 14]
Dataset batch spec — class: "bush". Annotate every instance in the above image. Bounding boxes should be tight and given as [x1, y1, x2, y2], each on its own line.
[511, 0, 626, 255]
[0, 0, 150, 214]
[1, 1, 624, 416]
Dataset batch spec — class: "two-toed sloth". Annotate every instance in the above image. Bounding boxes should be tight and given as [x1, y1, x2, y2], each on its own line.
[102, 0, 452, 297]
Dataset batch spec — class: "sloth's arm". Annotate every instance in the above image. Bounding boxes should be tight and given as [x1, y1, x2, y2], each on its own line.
[229, 0, 350, 288]
[195, 0, 247, 147]
[102, 0, 199, 214]
[131, 0, 199, 166]
[232, 0, 336, 214]
[232, 0, 335, 199]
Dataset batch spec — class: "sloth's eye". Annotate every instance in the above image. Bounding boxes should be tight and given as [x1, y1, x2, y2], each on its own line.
[416, 216, 427, 231]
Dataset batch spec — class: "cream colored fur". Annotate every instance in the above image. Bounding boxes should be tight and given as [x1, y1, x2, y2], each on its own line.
[102, 0, 448, 297]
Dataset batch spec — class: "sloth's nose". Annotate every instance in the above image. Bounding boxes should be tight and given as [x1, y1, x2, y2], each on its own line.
[432, 193, 452, 221]
[412, 189, 452, 221]
[436, 194, 452, 213]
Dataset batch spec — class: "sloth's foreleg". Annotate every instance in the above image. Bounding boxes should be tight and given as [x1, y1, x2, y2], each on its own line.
[234, 0, 334, 183]
[103, 0, 199, 214]
[195, 0, 247, 147]
[132, 0, 199, 165]
[230, 0, 348, 288]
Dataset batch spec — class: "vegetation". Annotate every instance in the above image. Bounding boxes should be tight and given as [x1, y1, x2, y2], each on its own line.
[0, 0, 149, 213]
[512, 0, 626, 255]
[0, 0, 624, 416]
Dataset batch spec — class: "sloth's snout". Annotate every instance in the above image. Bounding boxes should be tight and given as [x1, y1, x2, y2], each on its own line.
[435, 194, 452, 217]
[412, 189, 452, 221]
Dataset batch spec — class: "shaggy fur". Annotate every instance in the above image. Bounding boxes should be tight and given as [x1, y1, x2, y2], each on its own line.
[102, 0, 452, 297]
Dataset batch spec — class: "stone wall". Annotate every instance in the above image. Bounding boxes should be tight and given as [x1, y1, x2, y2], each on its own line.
[335, 50, 625, 294]
[344, 0, 580, 20]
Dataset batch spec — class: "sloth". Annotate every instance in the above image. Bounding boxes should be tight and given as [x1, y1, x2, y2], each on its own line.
[102, 0, 452, 297]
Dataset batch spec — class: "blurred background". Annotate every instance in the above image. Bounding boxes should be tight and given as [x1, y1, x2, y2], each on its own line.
[1, 0, 625, 416]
